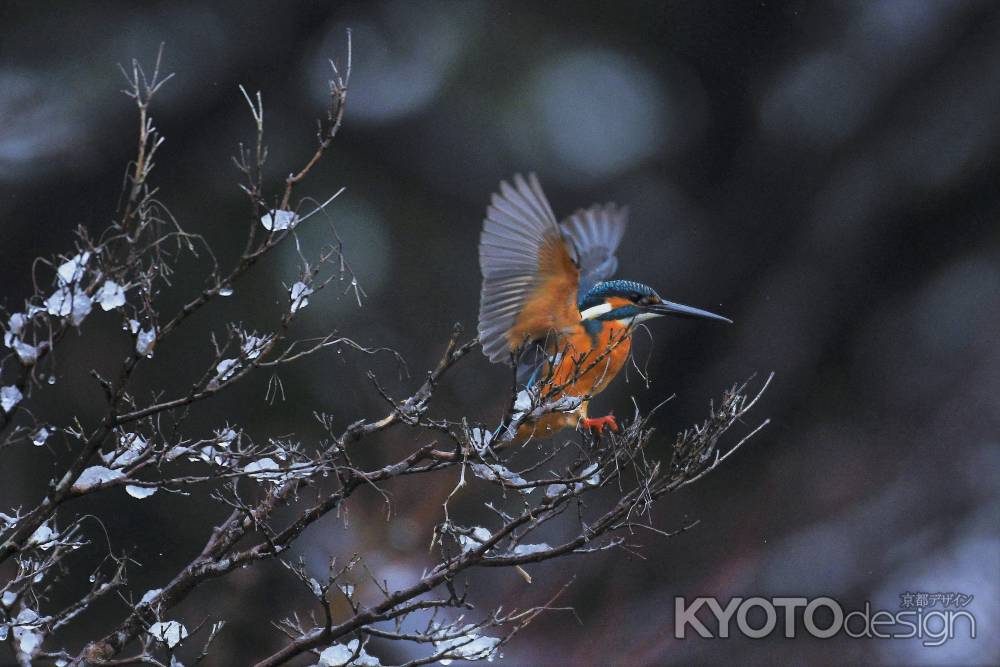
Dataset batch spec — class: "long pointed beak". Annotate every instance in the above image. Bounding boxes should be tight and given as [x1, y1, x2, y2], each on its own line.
[649, 300, 732, 323]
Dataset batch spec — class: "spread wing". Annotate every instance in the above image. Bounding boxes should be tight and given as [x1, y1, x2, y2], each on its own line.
[478, 174, 580, 365]
[560, 203, 628, 305]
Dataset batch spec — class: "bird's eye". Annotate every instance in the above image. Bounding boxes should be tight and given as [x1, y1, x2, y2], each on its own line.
[630, 293, 642, 302]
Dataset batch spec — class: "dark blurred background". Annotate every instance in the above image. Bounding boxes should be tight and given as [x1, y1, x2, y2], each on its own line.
[1, 1, 998, 665]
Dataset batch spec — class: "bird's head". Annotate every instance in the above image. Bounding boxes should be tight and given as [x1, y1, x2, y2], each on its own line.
[579, 280, 732, 326]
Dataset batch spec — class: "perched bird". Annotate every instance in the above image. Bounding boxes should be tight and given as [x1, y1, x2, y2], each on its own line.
[477, 174, 731, 442]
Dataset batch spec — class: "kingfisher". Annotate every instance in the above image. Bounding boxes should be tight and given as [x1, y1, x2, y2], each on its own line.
[477, 174, 731, 442]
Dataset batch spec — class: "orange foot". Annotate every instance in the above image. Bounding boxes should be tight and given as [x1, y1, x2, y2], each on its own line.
[580, 414, 618, 435]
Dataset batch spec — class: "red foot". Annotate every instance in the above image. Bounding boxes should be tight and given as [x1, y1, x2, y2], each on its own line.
[580, 414, 618, 435]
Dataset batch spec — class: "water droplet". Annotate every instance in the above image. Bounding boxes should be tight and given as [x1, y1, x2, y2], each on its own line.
[145, 353, 153, 359]
[88, 574, 96, 583]
[0, 625, 7, 641]
[219, 286, 233, 297]
[47, 376, 56, 385]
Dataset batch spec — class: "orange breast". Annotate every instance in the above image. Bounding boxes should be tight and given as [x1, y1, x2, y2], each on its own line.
[549, 321, 632, 400]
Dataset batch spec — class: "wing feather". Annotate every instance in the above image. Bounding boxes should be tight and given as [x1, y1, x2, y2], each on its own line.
[560, 203, 628, 303]
[478, 174, 580, 364]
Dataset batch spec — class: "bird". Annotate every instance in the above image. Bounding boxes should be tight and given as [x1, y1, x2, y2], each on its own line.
[477, 173, 731, 443]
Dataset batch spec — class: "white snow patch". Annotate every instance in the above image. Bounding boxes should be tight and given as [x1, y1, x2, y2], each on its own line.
[148, 620, 188, 648]
[290, 281, 313, 313]
[27, 524, 55, 550]
[56, 252, 90, 284]
[4, 313, 26, 343]
[135, 328, 156, 356]
[511, 542, 551, 557]
[317, 639, 380, 666]
[457, 527, 492, 554]
[470, 463, 533, 494]
[1, 386, 23, 412]
[260, 209, 298, 231]
[11, 339, 39, 364]
[95, 280, 126, 310]
[45, 287, 93, 326]
[72, 466, 125, 492]
[125, 485, 158, 499]
[139, 588, 162, 605]
[101, 432, 148, 468]
[13, 608, 42, 655]
[243, 457, 281, 480]
[432, 624, 501, 665]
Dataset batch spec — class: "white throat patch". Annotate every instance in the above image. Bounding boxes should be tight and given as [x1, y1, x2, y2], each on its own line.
[580, 302, 613, 321]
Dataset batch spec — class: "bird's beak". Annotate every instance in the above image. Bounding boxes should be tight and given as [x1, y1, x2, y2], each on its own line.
[647, 300, 732, 323]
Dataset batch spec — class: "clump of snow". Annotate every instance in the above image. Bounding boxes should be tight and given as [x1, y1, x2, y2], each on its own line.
[1, 386, 23, 413]
[139, 588, 162, 606]
[45, 287, 93, 326]
[27, 524, 56, 550]
[72, 466, 125, 492]
[4, 313, 26, 343]
[216, 427, 238, 445]
[208, 358, 239, 389]
[510, 542, 551, 557]
[125, 485, 158, 499]
[243, 457, 281, 481]
[241, 333, 270, 359]
[95, 280, 126, 311]
[457, 527, 492, 554]
[468, 427, 496, 455]
[31, 427, 50, 446]
[148, 620, 188, 648]
[135, 327, 156, 357]
[13, 608, 42, 655]
[56, 252, 90, 284]
[512, 389, 534, 413]
[101, 433, 148, 468]
[290, 282, 313, 313]
[3, 313, 39, 364]
[431, 624, 501, 665]
[470, 463, 533, 494]
[11, 339, 39, 365]
[546, 462, 601, 498]
[260, 209, 299, 231]
[316, 639, 380, 667]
